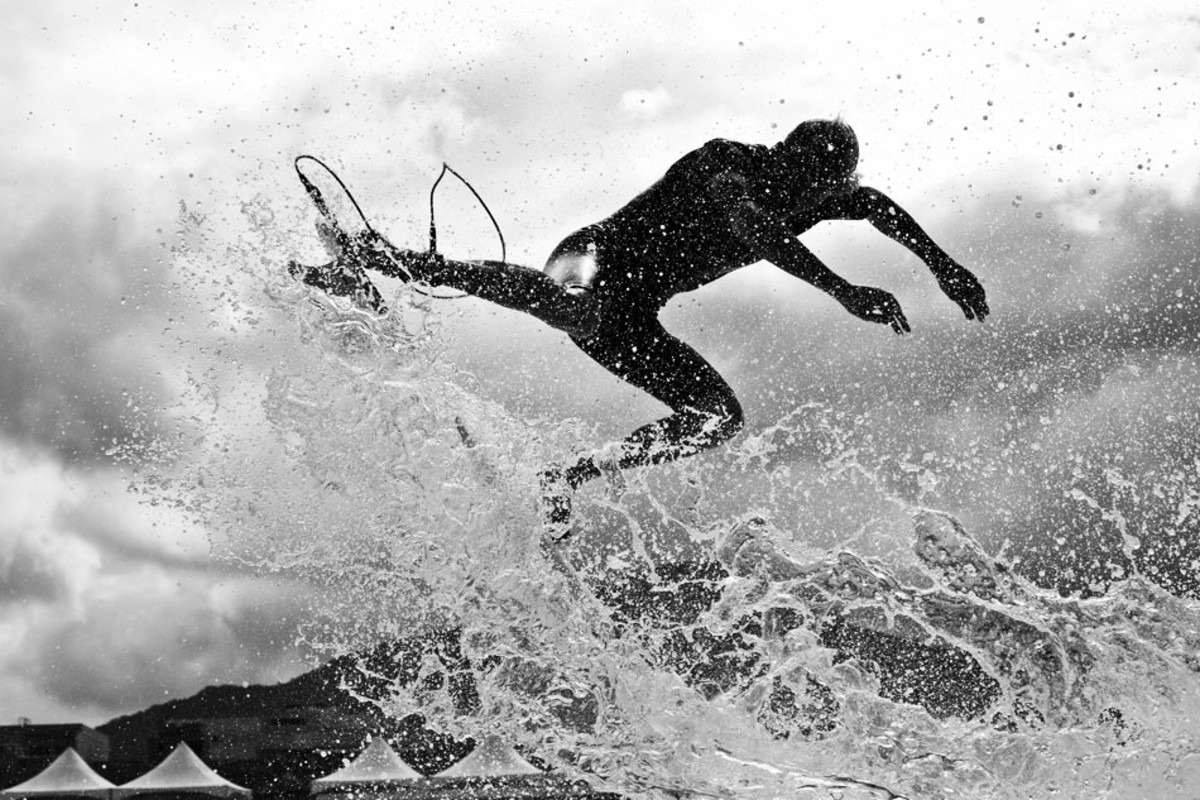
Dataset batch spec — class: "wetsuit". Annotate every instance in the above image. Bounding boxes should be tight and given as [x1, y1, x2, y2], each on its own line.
[295, 125, 988, 523]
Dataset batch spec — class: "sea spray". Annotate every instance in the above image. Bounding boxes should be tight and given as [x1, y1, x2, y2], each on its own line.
[131, 200, 1200, 799]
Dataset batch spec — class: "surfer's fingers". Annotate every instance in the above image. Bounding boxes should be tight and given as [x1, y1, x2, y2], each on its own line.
[963, 294, 989, 323]
[892, 299, 910, 334]
[975, 295, 991, 321]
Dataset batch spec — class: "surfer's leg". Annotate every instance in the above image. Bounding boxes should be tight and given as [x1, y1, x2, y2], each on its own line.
[407, 256, 601, 339]
[393, 226, 608, 336]
[352, 225, 605, 336]
[293, 226, 600, 334]
[563, 316, 744, 488]
[540, 315, 742, 539]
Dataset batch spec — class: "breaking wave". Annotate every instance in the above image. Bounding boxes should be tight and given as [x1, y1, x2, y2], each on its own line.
[143, 201, 1200, 800]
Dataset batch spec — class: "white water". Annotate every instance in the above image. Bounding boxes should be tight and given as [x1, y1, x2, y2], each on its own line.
[143, 202, 1200, 800]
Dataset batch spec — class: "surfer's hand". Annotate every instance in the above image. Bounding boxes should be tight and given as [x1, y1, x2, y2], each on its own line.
[932, 256, 989, 322]
[839, 284, 910, 335]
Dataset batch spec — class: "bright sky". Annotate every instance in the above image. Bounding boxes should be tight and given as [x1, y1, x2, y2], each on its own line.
[2, 0, 1198, 726]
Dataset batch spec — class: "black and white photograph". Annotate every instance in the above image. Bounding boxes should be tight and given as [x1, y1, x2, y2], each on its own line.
[2, 2, 1198, 799]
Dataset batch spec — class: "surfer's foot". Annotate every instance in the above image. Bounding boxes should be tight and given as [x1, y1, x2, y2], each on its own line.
[319, 223, 444, 284]
[539, 467, 574, 542]
[287, 256, 387, 313]
[287, 223, 392, 312]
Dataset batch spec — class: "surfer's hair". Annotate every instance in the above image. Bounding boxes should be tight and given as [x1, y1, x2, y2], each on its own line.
[781, 118, 860, 180]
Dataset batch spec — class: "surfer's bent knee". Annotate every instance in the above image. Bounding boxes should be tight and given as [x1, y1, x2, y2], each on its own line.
[544, 229, 605, 339]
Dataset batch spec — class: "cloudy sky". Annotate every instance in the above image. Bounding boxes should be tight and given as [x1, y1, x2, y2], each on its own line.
[2, 0, 1199, 727]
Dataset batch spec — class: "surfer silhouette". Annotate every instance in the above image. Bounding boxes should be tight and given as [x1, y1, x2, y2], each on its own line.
[290, 119, 989, 538]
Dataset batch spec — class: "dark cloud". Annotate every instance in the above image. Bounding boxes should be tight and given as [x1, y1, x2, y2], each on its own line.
[0, 537, 65, 604]
[0, 186, 176, 464]
[36, 578, 307, 711]
[55, 491, 217, 572]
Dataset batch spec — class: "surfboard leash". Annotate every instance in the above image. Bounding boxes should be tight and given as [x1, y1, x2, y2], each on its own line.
[293, 155, 507, 301]
[428, 162, 506, 264]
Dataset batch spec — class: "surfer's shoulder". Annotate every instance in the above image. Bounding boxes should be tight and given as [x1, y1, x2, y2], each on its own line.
[667, 139, 760, 192]
[692, 138, 760, 168]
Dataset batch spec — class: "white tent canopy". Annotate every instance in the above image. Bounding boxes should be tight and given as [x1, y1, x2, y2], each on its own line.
[116, 744, 248, 799]
[2, 748, 116, 798]
[434, 736, 541, 779]
[310, 738, 422, 793]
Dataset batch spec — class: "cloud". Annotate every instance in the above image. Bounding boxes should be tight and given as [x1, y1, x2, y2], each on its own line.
[0, 445, 101, 606]
[0, 538, 65, 605]
[620, 87, 674, 119]
[3, 0, 1200, 729]
[0, 184, 176, 463]
[34, 574, 308, 710]
[0, 442, 313, 719]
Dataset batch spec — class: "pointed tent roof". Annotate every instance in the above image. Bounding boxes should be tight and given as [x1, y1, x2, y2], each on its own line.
[2, 748, 116, 797]
[435, 736, 541, 779]
[117, 743, 248, 798]
[310, 738, 422, 791]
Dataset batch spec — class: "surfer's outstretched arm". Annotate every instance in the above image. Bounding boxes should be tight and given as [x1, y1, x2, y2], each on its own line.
[795, 188, 990, 322]
[708, 173, 911, 335]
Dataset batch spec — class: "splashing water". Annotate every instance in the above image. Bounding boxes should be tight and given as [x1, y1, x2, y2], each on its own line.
[138, 199, 1200, 800]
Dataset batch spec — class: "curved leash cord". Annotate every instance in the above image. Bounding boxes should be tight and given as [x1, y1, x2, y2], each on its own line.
[294, 155, 376, 237]
[429, 162, 506, 263]
[294, 155, 507, 301]
[421, 162, 509, 300]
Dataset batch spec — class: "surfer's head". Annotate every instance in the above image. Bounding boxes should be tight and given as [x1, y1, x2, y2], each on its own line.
[775, 118, 860, 198]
